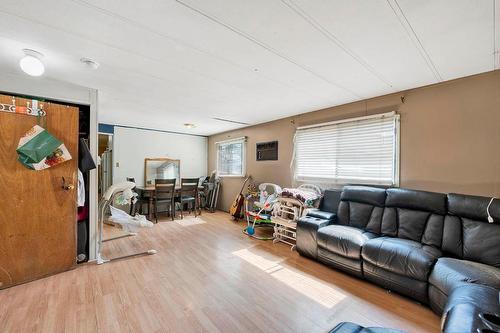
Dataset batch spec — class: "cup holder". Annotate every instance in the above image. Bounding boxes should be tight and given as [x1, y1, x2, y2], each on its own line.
[479, 313, 500, 332]
[483, 314, 500, 327]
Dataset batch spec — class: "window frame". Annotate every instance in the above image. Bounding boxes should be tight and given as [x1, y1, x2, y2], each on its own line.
[215, 137, 247, 178]
[293, 112, 400, 186]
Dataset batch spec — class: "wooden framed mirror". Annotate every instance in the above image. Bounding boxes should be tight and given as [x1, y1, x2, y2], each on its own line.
[144, 158, 180, 186]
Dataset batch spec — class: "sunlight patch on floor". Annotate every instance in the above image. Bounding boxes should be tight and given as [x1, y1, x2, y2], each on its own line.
[232, 248, 346, 308]
[175, 217, 207, 226]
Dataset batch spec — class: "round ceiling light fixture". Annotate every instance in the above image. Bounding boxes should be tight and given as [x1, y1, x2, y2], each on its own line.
[184, 123, 196, 129]
[19, 49, 45, 76]
[80, 57, 100, 70]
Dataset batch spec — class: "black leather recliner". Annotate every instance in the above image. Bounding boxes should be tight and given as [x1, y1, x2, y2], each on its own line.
[316, 186, 386, 277]
[297, 185, 500, 333]
[362, 188, 447, 303]
[428, 193, 500, 314]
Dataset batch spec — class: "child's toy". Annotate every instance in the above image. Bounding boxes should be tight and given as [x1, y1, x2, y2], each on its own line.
[97, 181, 157, 265]
[243, 183, 282, 240]
[272, 184, 322, 250]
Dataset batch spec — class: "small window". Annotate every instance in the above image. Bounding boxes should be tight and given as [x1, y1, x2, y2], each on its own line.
[294, 112, 400, 186]
[216, 137, 246, 177]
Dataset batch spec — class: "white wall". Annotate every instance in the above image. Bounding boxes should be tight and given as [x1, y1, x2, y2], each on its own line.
[113, 127, 207, 186]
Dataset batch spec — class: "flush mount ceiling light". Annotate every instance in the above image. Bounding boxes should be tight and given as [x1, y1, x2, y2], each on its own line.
[184, 123, 196, 129]
[80, 57, 99, 69]
[19, 49, 45, 76]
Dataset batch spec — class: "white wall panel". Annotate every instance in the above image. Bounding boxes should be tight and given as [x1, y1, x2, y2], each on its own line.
[113, 127, 207, 186]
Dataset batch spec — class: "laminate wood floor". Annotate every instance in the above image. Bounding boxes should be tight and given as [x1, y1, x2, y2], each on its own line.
[0, 211, 440, 333]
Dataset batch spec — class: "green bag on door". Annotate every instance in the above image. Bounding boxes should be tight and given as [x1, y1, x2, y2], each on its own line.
[17, 125, 61, 164]
[17, 125, 71, 170]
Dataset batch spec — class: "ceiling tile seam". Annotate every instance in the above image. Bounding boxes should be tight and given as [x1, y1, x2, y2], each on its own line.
[281, 0, 396, 91]
[100, 93, 258, 124]
[107, 124, 208, 138]
[0, 23, 340, 131]
[386, 0, 442, 82]
[69, 0, 322, 99]
[0, 8, 312, 108]
[0, 9, 234, 88]
[0, 30, 255, 110]
[174, 0, 364, 99]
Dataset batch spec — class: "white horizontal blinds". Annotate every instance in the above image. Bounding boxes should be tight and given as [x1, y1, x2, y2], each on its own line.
[295, 113, 397, 185]
[218, 140, 244, 176]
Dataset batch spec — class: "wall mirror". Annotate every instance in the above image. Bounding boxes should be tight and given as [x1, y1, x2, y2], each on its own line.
[144, 158, 180, 186]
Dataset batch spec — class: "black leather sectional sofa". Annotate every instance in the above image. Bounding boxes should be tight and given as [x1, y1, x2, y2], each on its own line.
[297, 186, 500, 333]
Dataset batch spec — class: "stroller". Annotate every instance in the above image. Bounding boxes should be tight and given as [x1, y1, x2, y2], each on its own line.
[243, 183, 282, 240]
[97, 181, 157, 264]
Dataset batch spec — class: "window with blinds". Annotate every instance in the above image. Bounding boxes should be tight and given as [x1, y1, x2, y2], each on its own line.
[294, 112, 399, 185]
[217, 138, 246, 177]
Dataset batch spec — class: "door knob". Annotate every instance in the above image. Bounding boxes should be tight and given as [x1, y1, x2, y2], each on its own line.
[62, 177, 75, 191]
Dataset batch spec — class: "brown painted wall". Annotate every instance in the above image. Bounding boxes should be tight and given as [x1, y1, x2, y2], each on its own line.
[208, 70, 500, 211]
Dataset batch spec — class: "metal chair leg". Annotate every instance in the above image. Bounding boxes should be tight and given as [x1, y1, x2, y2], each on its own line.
[129, 201, 134, 215]
[154, 199, 158, 223]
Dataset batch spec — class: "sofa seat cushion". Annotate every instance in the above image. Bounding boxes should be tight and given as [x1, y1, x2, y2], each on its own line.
[429, 257, 500, 296]
[296, 215, 332, 259]
[362, 237, 442, 281]
[317, 225, 378, 259]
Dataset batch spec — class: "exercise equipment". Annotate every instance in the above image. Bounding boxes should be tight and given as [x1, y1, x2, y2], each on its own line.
[202, 171, 221, 212]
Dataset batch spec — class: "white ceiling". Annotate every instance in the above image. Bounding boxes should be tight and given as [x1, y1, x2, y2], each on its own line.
[0, 0, 498, 136]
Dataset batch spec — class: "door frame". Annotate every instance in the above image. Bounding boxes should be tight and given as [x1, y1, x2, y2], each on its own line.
[0, 72, 99, 260]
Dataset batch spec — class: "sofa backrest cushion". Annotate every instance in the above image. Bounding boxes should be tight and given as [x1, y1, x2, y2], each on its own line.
[443, 193, 500, 267]
[381, 188, 446, 247]
[320, 189, 342, 213]
[337, 186, 386, 233]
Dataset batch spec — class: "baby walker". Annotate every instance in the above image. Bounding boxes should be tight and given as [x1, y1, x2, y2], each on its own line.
[97, 181, 157, 265]
[243, 183, 282, 240]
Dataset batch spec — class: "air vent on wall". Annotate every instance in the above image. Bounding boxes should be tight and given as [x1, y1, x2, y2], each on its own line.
[256, 141, 278, 161]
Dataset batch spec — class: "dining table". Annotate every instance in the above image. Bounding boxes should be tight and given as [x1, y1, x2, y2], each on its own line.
[136, 185, 204, 221]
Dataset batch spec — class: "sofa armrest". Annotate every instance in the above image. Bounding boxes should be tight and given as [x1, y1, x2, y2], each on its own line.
[296, 215, 334, 259]
[442, 284, 500, 333]
[306, 209, 337, 221]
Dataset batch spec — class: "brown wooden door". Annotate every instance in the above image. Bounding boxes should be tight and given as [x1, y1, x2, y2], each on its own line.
[0, 94, 78, 289]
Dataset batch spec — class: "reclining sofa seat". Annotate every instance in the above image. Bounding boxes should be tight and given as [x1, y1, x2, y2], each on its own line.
[296, 189, 341, 259]
[361, 188, 447, 303]
[441, 283, 500, 333]
[428, 193, 500, 314]
[316, 186, 386, 278]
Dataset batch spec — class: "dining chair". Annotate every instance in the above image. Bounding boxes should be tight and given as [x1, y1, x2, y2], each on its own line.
[126, 177, 149, 216]
[177, 178, 200, 218]
[154, 178, 176, 222]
